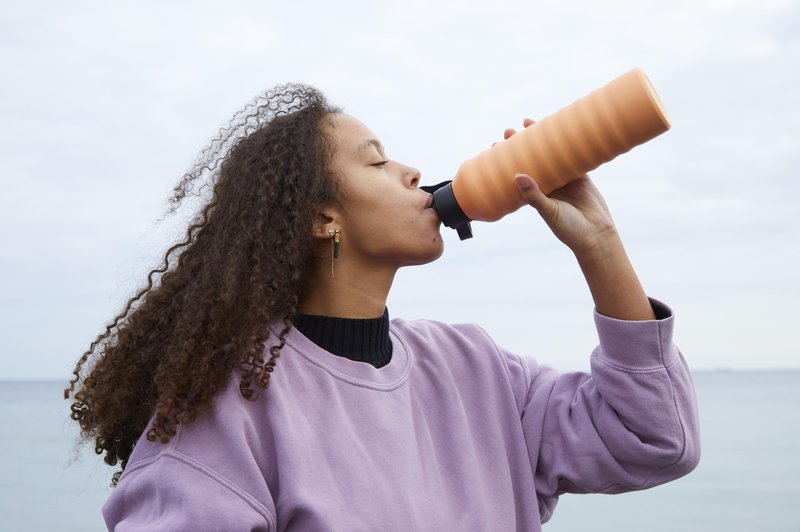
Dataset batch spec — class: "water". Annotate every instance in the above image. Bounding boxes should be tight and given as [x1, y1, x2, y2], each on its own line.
[1, 371, 798, 531]
[546, 370, 800, 532]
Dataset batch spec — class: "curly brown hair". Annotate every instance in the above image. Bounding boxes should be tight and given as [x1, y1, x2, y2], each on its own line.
[64, 83, 344, 486]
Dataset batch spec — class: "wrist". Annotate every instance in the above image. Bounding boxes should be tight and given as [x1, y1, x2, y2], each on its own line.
[573, 234, 656, 321]
[572, 228, 625, 265]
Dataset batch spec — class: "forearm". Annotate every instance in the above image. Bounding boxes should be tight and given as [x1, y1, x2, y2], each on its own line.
[574, 233, 655, 321]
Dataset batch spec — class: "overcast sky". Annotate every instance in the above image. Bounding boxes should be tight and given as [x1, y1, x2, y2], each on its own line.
[1, 0, 797, 379]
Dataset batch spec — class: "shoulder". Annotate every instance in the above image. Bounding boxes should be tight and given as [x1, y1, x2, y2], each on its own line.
[103, 433, 276, 530]
[390, 316, 530, 380]
[113, 371, 278, 526]
[390, 316, 497, 352]
[123, 371, 257, 461]
[391, 316, 541, 416]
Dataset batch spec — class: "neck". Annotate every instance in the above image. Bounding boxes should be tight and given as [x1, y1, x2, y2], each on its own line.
[298, 258, 397, 319]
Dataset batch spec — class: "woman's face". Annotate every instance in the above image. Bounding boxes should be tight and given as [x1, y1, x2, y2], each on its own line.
[323, 113, 444, 268]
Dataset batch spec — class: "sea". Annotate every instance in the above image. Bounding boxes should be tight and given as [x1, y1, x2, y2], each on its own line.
[1, 370, 798, 531]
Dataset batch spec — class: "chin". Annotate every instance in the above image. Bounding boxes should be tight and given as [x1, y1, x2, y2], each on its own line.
[400, 238, 445, 267]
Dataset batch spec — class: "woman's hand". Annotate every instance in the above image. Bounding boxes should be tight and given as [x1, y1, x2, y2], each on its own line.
[497, 119, 655, 321]
[498, 119, 619, 258]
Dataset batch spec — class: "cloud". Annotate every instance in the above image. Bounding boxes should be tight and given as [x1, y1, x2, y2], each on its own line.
[1, 0, 798, 378]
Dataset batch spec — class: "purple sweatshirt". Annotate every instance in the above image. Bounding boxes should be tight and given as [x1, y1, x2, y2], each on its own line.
[102, 298, 700, 531]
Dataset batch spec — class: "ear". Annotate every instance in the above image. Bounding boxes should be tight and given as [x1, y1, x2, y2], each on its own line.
[310, 207, 340, 240]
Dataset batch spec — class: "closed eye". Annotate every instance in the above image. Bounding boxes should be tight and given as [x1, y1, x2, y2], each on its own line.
[372, 160, 390, 168]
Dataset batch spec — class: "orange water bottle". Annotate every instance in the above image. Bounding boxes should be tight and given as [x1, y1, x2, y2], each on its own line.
[422, 69, 671, 240]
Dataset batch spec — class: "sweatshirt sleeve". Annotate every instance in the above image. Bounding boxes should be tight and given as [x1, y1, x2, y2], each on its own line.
[102, 450, 275, 531]
[500, 298, 701, 521]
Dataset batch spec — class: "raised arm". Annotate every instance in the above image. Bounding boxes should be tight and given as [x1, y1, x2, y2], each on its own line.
[501, 119, 700, 521]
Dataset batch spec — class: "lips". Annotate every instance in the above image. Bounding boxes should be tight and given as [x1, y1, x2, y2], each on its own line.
[424, 194, 434, 209]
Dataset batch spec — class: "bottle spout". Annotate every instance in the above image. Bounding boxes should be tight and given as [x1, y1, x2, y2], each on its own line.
[420, 180, 473, 240]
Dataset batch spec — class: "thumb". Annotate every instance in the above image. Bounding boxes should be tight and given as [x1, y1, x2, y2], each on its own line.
[515, 174, 557, 219]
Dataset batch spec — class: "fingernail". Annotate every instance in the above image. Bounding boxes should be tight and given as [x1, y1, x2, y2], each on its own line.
[515, 174, 532, 190]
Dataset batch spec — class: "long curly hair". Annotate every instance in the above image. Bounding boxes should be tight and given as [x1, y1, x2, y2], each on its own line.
[64, 83, 344, 486]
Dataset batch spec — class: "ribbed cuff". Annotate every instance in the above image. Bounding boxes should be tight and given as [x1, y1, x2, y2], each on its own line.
[592, 297, 677, 370]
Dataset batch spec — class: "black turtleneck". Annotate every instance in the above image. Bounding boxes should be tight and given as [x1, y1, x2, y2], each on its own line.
[291, 307, 393, 369]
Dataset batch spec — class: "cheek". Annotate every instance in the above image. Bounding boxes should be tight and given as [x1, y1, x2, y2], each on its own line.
[343, 206, 398, 247]
[341, 192, 437, 251]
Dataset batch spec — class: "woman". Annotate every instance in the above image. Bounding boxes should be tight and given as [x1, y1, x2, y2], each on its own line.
[66, 83, 700, 531]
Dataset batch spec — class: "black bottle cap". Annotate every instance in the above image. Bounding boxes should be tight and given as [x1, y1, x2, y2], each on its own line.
[420, 181, 473, 240]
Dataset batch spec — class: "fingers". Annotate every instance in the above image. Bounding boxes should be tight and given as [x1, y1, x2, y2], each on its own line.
[515, 173, 559, 221]
[492, 118, 537, 147]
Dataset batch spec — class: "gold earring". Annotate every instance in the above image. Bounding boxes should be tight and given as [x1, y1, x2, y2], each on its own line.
[329, 229, 340, 279]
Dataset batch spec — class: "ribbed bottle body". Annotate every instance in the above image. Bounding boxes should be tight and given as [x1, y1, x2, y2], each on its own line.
[452, 69, 670, 222]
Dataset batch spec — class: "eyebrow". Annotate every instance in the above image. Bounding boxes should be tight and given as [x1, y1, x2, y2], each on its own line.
[356, 138, 385, 155]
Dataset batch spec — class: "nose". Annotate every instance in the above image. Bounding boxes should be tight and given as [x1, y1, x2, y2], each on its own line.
[403, 166, 421, 188]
